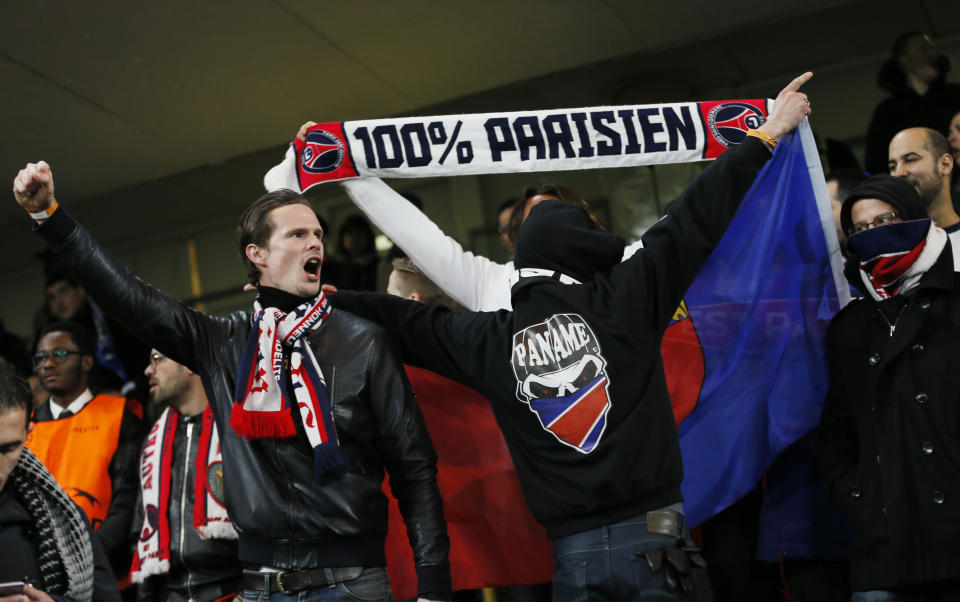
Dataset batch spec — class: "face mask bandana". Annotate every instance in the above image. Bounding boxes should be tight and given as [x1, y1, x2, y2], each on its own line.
[846, 218, 944, 301]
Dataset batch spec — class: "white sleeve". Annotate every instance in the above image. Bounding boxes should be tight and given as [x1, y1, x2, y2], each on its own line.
[340, 177, 514, 311]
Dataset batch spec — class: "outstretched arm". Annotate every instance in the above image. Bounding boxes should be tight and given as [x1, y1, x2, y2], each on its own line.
[342, 177, 513, 311]
[12, 162, 235, 373]
[615, 72, 814, 330]
[329, 290, 502, 394]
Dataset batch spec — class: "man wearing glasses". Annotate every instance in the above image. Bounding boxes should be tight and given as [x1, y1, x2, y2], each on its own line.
[130, 350, 241, 601]
[819, 174, 960, 598]
[27, 320, 145, 583]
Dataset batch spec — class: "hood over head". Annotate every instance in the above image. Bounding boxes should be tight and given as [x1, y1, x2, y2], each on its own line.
[514, 200, 625, 283]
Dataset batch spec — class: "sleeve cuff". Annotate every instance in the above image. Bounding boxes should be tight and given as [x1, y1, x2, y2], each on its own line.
[416, 562, 452, 599]
[34, 205, 78, 250]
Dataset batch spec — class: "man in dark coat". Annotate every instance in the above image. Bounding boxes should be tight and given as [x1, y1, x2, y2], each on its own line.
[818, 174, 960, 599]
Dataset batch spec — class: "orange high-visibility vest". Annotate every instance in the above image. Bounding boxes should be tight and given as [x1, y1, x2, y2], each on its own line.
[26, 394, 126, 529]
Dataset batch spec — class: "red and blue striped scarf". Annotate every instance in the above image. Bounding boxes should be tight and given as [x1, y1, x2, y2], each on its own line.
[847, 219, 945, 301]
[230, 292, 347, 479]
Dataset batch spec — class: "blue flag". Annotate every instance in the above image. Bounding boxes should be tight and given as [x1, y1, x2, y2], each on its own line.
[668, 122, 848, 526]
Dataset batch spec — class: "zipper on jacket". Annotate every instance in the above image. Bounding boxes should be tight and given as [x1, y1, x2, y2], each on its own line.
[181, 421, 195, 601]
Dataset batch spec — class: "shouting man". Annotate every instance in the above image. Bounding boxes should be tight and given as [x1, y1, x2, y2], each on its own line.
[13, 174, 450, 601]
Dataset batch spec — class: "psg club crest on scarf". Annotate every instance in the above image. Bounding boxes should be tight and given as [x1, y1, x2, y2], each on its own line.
[301, 129, 344, 174]
[293, 123, 359, 190]
[511, 314, 611, 454]
[699, 100, 767, 159]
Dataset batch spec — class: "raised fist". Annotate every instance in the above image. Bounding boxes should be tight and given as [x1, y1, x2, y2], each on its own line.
[13, 161, 56, 215]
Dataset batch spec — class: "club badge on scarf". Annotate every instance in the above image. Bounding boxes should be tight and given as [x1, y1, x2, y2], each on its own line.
[847, 219, 945, 301]
[131, 407, 236, 583]
[264, 100, 769, 192]
[230, 292, 348, 480]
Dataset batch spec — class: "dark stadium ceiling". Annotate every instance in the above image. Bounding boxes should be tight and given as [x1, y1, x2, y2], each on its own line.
[1, 0, 958, 220]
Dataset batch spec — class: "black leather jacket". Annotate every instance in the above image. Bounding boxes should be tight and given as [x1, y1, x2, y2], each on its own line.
[133, 412, 241, 602]
[38, 209, 451, 596]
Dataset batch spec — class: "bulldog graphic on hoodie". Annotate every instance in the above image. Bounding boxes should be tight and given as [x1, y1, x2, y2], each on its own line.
[511, 313, 610, 453]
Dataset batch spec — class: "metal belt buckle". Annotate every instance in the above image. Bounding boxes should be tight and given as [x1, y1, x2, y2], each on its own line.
[276, 571, 293, 595]
[646, 508, 680, 537]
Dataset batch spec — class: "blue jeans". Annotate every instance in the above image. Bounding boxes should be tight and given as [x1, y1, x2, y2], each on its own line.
[241, 567, 393, 602]
[552, 510, 708, 601]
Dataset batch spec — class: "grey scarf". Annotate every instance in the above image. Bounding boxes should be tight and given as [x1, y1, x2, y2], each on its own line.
[8, 448, 94, 601]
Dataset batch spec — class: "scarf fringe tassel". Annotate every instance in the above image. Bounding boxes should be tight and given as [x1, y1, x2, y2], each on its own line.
[230, 404, 297, 439]
[131, 558, 170, 584]
[196, 519, 238, 540]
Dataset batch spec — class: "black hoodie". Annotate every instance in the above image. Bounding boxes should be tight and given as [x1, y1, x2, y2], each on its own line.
[330, 136, 772, 539]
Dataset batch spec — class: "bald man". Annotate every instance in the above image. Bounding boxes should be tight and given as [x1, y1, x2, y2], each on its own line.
[888, 127, 959, 236]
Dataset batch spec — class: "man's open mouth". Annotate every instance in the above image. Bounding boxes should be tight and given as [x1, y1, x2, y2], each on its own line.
[304, 257, 321, 278]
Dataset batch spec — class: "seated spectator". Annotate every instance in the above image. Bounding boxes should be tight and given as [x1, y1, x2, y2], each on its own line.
[34, 272, 149, 400]
[864, 32, 960, 175]
[819, 175, 960, 599]
[131, 350, 240, 601]
[27, 321, 144, 581]
[322, 214, 379, 291]
[0, 358, 120, 601]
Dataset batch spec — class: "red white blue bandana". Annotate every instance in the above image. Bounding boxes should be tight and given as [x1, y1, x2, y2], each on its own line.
[847, 219, 945, 301]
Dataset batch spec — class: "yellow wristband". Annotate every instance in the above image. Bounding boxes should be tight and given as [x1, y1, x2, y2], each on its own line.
[746, 129, 777, 149]
[29, 199, 58, 221]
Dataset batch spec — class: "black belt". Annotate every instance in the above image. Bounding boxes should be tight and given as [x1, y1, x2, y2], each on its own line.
[241, 566, 363, 594]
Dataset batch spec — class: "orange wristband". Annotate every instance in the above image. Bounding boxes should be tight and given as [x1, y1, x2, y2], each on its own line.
[29, 199, 58, 221]
[746, 129, 777, 149]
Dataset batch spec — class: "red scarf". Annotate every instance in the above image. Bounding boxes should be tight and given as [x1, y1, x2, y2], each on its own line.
[131, 406, 235, 583]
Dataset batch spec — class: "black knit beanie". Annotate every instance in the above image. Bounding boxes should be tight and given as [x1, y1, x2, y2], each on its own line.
[840, 174, 926, 235]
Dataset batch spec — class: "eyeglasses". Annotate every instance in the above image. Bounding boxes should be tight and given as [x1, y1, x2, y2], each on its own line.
[850, 211, 900, 234]
[149, 352, 167, 368]
[33, 349, 81, 366]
